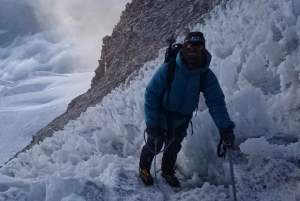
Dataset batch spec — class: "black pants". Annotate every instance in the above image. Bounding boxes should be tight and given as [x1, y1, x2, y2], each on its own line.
[139, 122, 189, 172]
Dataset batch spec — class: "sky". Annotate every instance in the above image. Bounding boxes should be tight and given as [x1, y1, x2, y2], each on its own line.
[0, 0, 300, 200]
[0, 0, 131, 81]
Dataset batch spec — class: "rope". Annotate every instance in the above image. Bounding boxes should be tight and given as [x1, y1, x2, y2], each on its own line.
[189, 120, 194, 135]
[154, 139, 167, 201]
[143, 130, 177, 201]
[143, 130, 175, 154]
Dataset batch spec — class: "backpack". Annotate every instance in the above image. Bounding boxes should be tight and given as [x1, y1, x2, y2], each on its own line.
[163, 35, 208, 106]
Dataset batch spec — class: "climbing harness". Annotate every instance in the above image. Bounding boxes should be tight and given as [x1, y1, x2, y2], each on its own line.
[143, 130, 175, 155]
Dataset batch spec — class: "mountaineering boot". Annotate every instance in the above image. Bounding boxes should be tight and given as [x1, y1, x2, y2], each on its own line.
[161, 158, 180, 187]
[139, 160, 153, 186]
[161, 169, 180, 187]
[139, 168, 154, 186]
[161, 161, 180, 187]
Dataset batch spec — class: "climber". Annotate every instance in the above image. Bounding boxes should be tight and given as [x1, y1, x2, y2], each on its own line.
[139, 32, 235, 187]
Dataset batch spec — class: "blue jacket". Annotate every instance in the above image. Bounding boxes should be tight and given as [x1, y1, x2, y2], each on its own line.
[144, 50, 235, 130]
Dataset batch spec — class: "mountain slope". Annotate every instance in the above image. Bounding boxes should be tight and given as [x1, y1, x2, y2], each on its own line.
[1, 0, 300, 200]
[19, 0, 224, 156]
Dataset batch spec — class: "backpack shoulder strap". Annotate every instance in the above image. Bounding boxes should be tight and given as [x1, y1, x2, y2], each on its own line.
[199, 69, 209, 93]
[166, 59, 176, 105]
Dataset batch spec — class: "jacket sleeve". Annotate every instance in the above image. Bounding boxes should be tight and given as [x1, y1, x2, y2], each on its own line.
[202, 69, 235, 129]
[144, 64, 168, 128]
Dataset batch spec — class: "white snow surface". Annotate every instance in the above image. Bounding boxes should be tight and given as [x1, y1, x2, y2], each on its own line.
[0, 72, 94, 165]
[1, 0, 300, 200]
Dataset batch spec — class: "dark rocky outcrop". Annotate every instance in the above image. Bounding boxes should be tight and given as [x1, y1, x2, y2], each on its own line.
[11, 0, 227, 161]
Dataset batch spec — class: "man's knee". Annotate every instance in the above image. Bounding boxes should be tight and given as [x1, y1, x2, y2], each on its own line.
[165, 140, 182, 155]
[172, 143, 182, 154]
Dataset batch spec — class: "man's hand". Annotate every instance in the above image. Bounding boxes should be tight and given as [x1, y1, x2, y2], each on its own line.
[219, 127, 235, 148]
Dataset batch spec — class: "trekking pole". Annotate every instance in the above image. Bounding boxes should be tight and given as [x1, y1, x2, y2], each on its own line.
[224, 141, 237, 201]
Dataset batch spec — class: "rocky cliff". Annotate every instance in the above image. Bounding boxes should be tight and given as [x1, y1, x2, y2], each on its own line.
[13, 0, 226, 159]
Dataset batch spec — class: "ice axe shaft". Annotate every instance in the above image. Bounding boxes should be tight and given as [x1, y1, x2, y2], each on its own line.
[227, 147, 237, 201]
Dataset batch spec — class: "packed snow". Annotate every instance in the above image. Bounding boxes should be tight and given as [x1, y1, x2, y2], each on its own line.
[1, 0, 300, 200]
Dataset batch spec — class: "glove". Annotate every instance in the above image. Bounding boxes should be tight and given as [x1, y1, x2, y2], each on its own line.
[145, 127, 160, 139]
[219, 127, 235, 147]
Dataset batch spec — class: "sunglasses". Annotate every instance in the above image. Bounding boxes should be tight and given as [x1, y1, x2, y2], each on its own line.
[183, 42, 205, 49]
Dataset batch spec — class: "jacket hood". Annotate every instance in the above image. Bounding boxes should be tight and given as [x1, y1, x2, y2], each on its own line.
[176, 49, 212, 75]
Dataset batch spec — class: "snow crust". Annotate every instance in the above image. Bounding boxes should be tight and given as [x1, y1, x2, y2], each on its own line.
[1, 0, 300, 200]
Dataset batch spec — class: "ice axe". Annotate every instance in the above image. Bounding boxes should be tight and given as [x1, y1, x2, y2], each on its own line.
[224, 141, 237, 201]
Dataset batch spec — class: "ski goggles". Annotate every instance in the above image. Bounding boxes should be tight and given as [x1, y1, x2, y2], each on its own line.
[183, 43, 204, 48]
[184, 36, 205, 44]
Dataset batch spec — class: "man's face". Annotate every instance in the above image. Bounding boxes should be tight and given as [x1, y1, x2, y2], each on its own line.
[182, 42, 205, 67]
[183, 42, 205, 56]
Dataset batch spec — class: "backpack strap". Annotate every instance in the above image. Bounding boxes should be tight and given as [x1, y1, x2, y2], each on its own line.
[164, 60, 176, 137]
[199, 55, 209, 93]
[166, 59, 176, 106]
[199, 70, 208, 93]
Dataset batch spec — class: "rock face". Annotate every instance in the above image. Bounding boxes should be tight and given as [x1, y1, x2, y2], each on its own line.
[14, 0, 225, 158]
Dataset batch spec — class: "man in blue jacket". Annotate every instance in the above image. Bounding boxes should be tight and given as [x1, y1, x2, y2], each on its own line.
[139, 32, 235, 187]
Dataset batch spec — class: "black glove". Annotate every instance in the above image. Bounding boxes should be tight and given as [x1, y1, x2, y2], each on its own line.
[219, 127, 235, 147]
[146, 127, 160, 139]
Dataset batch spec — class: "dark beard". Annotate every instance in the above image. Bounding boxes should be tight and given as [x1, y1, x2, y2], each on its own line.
[182, 47, 205, 67]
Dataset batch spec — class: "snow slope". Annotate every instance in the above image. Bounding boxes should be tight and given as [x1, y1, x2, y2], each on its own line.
[1, 0, 300, 200]
[0, 72, 94, 165]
